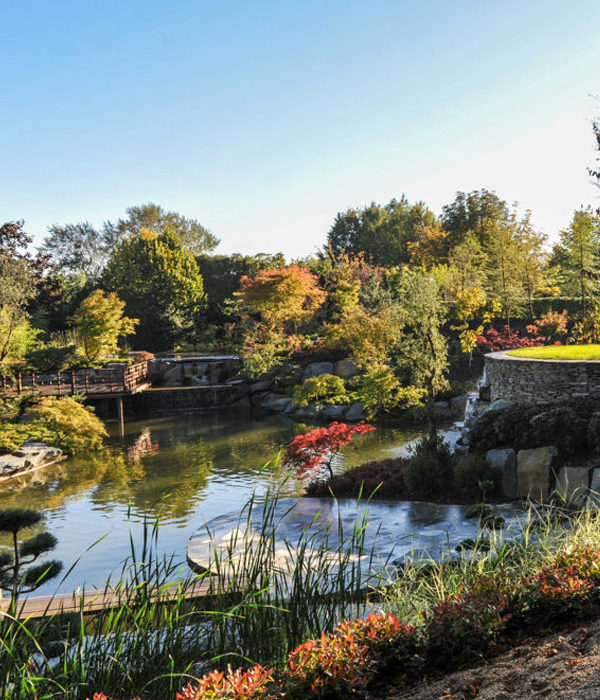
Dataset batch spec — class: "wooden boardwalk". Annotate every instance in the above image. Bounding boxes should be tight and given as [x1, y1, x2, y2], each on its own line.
[0, 578, 225, 620]
[0, 361, 149, 399]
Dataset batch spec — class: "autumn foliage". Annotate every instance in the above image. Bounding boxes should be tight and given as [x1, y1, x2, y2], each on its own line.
[238, 265, 326, 331]
[283, 421, 376, 480]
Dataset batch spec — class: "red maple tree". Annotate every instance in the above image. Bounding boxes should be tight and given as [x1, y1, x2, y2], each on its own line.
[283, 422, 376, 481]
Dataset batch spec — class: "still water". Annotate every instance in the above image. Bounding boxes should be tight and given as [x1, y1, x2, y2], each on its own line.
[0, 409, 420, 594]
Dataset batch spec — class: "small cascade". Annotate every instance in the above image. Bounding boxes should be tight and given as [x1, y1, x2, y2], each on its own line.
[457, 368, 492, 447]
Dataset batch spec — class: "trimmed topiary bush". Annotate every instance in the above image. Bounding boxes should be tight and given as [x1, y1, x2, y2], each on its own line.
[292, 374, 350, 407]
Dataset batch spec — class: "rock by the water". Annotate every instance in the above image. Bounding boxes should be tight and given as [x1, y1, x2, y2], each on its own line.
[589, 469, 600, 506]
[250, 379, 273, 393]
[449, 394, 469, 419]
[323, 405, 347, 420]
[432, 400, 451, 420]
[345, 402, 366, 421]
[1, 441, 64, 478]
[303, 362, 334, 380]
[261, 394, 293, 412]
[332, 359, 359, 378]
[486, 448, 517, 499]
[295, 404, 323, 419]
[555, 467, 590, 506]
[516, 446, 558, 500]
[485, 399, 513, 414]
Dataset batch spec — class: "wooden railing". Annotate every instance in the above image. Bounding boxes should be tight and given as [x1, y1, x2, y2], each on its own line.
[0, 361, 149, 398]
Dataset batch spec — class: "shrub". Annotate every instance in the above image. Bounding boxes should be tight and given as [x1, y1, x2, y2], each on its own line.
[305, 456, 409, 498]
[453, 453, 495, 498]
[27, 396, 108, 453]
[284, 613, 415, 698]
[293, 374, 349, 407]
[177, 665, 273, 700]
[424, 575, 514, 668]
[0, 422, 54, 454]
[403, 435, 453, 498]
[26, 344, 78, 371]
[519, 567, 598, 625]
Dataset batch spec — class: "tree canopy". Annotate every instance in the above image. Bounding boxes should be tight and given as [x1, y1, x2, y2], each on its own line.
[102, 229, 205, 349]
[326, 196, 437, 266]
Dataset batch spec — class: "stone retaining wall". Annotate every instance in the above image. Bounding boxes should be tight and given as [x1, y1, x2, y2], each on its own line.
[484, 351, 600, 404]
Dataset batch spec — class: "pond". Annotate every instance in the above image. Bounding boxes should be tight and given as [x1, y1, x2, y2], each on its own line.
[0, 409, 421, 595]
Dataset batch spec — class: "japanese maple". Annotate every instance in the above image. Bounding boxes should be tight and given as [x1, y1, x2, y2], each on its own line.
[283, 421, 376, 481]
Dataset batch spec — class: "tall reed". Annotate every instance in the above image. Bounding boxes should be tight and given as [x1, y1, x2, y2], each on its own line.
[0, 487, 383, 699]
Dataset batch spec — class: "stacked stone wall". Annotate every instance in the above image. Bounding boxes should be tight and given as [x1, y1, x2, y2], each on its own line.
[484, 351, 600, 404]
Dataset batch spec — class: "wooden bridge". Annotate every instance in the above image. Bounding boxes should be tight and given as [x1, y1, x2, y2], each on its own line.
[0, 361, 149, 399]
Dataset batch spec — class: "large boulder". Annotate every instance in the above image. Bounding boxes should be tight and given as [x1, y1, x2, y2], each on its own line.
[449, 394, 469, 419]
[516, 446, 558, 500]
[554, 467, 590, 506]
[332, 359, 359, 378]
[432, 400, 451, 420]
[323, 405, 347, 420]
[249, 379, 273, 393]
[261, 394, 293, 412]
[303, 362, 333, 380]
[484, 399, 513, 415]
[345, 402, 366, 422]
[295, 404, 323, 420]
[485, 448, 517, 499]
[1, 441, 63, 478]
[589, 468, 600, 506]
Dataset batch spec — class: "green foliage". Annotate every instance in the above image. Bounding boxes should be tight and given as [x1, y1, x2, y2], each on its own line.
[0, 423, 54, 454]
[104, 202, 220, 256]
[327, 196, 437, 266]
[355, 363, 425, 419]
[0, 508, 62, 611]
[453, 453, 495, 498]
[73, 289, 138, 362]
[554, 208, 600, 316]
[27, 396, 108, 453]
[292, 374, 348, 406]
[197, 252, 286, 322]
[102, 228, 205, 350]
[402, 434, 453, 498]
[469, 402, 590, 456]
[26, 343, 78, 371]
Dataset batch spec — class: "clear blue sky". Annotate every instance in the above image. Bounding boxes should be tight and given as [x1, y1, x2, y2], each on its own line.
[2, 0, 599, 258]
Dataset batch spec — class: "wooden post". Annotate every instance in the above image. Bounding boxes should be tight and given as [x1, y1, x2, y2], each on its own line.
[117, 396, 125, 437]
[71, 371, 76, 395]
[17, 373, 22, 395]
[57, 372, 62, 396]
[31, 372, 36, 395]
[84, 371, 89, 393]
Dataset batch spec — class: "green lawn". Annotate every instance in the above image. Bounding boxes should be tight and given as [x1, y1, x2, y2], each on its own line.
[508, 344, 600, 360]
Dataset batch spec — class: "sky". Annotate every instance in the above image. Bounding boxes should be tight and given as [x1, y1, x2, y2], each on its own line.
[2, 0, 600, 259]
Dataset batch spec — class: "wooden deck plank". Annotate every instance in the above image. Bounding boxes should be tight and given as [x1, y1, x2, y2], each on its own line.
[0, 579, 228, 620]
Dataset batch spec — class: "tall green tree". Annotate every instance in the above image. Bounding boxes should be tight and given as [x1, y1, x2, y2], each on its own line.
[0, 222, 40, 371]
[388, 268, 449, 438]
[441, 189, 510, 249]
[554, 208, 600, 317]
[40, 222, 113, 282]
[104, 203, 219, 255]
[102, 229, 205, 350]
[42, 204, 219, 281]
[326, 196, 437, 266]
[483, 216, 525, 326]
[514, 213, 549, 319]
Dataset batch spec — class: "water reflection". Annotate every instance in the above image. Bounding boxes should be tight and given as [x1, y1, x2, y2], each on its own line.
[0, 409, 420, 593]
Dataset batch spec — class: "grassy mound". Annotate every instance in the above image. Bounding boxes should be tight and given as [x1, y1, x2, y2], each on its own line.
[508, 344, 600, 360]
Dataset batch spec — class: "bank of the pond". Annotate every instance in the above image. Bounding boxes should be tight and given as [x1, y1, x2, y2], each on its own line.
[0, 409, 421, 595]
